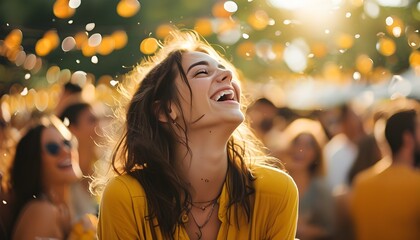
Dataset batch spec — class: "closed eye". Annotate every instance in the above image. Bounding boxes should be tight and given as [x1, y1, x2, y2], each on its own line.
[194, 69, 208, 77]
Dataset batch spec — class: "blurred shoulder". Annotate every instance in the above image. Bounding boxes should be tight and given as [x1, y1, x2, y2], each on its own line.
[13, 200, 62, 239]
[21, 199, 59, 217]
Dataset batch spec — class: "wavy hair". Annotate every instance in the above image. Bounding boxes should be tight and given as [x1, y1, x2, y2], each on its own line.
[91, 29, 283, 238]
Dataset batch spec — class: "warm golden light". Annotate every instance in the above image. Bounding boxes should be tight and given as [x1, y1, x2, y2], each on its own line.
[377, 37, 396, 56]
[35, 38, 52, 56]
[74, 31, 88, 49]
[116, 0, 140, 18]
[46, 66, 61, 84]
[140, 37, 159, 55]
[323, 62, 342, 82]
[97, 36, 115, 55]
[356, 54, 374, 74]
[335, 33, 354, 49]
[236, 41, 256, 59]
[5, 29, 23, 49]
[194, 18, 213, 37]
[156, 24, 174, 39]
[112, 30, 128, 49]
[44, 30, 60, 49]
[409, 50, 420, 67]
[385, 15, 404, 38]
[311, 42, 328, 58]
[212, 1, 232, 18]
[247, 10, 269, 30]
[81, 42, 96, 56]
[53, 0, 76, 19]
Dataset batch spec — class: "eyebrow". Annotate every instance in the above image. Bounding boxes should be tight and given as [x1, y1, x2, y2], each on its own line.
[187, 61, 209, 74]
[186, 61, 227, 74]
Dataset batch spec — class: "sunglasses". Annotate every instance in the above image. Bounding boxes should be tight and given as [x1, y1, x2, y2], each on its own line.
[45, 139, 73, 156]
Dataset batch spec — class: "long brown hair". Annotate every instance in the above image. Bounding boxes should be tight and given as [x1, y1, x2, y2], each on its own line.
[91, 30, 283, 238]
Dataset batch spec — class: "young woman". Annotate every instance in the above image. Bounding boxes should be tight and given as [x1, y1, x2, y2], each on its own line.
[280, 118, 333, 240]
[10, 116, 82, 239]
[93, 30, 298, 240]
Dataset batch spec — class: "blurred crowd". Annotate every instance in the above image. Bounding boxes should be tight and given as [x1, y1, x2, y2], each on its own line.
[1, 80, 420, 240]
[0, 82, 105, 239]
[247, 96, 420, 240]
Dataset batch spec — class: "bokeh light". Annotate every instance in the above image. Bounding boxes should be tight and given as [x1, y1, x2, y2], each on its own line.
[212, 1, 232, 18]
[409, 50, 420, 67]
[35, 38, 52, 56]
[194, 18, 213, 37]
[97, 36, 115, 55]
[140, 37, 159, 55]
[116, 0, 141, 18]
[376, 37, 396, 56]
[356, 54, 374, 74]
[248, 10, 269, 30]
[112, 30, 128, 49]
[53, 0, 76, 19]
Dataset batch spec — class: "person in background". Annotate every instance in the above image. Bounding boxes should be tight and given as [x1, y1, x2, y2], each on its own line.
[351, 106, 420, 240]
[246, 97, 278, 143]
[59, 103, 100, 219]
[322, 104, 366, 193]
[54, 82, 83, 117]
[281, 118, 333, 240]
[9, 116, 82, 239]
[92, 29, 298, 239]
[332, 134, 382, 240]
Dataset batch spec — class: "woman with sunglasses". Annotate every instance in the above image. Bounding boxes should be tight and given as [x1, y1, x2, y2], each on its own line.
[10, 116, 82, 240]
[93, 29, 298, 240]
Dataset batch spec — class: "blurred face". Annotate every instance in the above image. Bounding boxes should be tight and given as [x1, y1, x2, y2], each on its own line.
[73, 107, 99, 142]
[41, 127, 80, 187]
[288, 133, 318, 172]
[175, 51, 244, 129]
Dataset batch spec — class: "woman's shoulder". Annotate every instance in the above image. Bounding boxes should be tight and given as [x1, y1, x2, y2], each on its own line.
[252, 164, 297, 196]
[20, 199, 59, 217]
[102, 174, 146, 199]
[13, 200, 62, 238]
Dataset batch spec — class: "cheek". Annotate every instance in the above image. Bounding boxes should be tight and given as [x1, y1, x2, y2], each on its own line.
[41, 155, 57, 178]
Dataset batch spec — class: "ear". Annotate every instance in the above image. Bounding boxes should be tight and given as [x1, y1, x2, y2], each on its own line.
[154, 101, 177, 123]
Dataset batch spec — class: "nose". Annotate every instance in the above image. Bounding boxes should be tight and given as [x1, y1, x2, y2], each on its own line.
[216, 68, 232, 82]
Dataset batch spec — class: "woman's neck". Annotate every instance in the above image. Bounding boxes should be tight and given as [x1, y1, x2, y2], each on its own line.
[176, 128, 230, 202]
[43, 183, 71, 206]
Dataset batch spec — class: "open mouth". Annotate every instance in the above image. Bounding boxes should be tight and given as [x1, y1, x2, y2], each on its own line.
[211, 89, 236, 102]
[57, 159, 73, 169]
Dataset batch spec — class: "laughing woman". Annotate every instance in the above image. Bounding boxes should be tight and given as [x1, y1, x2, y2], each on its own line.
[92, 30, 298, 240]
[10, 116, 82, 240]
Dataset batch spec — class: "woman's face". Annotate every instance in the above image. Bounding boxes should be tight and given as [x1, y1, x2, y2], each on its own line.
[73, 107, 99, 142]
[288, 133, 318, 172]
[174, 51, 244, 129]
[40, 127, 80, 187]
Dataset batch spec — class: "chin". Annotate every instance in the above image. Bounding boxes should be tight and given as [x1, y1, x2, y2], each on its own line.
[226, 112, 245, 125]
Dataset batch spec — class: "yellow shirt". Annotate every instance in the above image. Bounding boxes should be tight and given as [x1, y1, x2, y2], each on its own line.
[98, 165, 298, 239]
[351, 165, 420, 240]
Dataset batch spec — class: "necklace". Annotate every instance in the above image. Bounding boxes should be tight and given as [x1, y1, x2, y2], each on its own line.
[188, 201, 217, 240]
[188, 199, 216, 211]
[186, 190, 222, 211]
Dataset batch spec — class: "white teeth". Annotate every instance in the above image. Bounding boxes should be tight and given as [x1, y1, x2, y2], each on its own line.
[58, 159, 72, 168]
[213, 89, 235, 101]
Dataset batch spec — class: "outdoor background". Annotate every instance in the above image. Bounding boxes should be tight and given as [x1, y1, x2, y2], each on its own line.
[1, 0, 420, 113]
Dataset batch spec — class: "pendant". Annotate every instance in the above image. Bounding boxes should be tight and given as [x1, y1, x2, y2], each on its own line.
[182, 214, 189, 223]
[196, 231, 202, 240]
